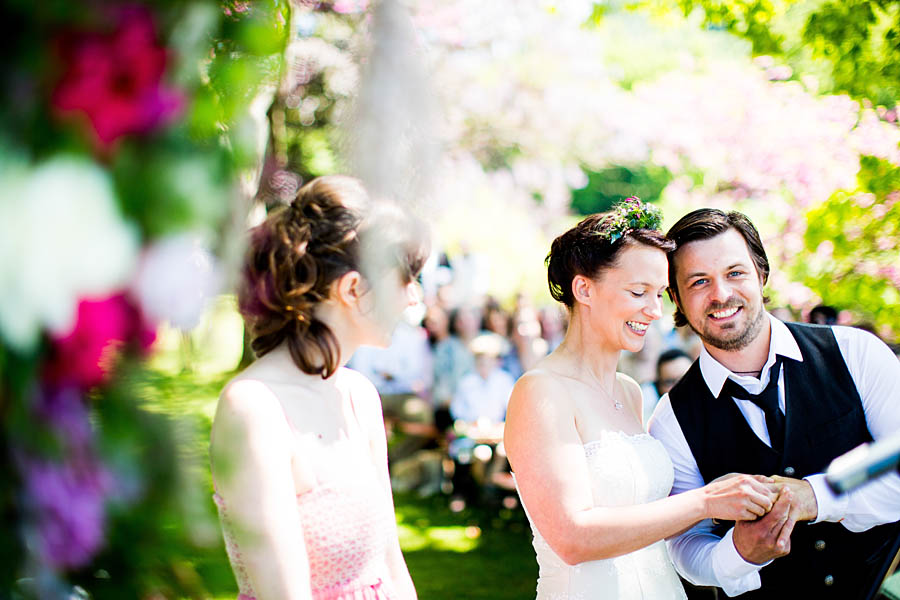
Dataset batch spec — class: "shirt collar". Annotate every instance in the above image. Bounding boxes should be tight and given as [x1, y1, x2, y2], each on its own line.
[698, 312, 803, 397]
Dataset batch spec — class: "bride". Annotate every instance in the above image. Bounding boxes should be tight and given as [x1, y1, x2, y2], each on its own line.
[504, 198, 782, 599]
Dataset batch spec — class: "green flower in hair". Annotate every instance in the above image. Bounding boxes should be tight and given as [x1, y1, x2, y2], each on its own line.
[596, 197, 663, 243]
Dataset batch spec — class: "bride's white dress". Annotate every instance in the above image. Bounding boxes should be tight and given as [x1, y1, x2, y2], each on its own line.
[518, 430, 688, 599]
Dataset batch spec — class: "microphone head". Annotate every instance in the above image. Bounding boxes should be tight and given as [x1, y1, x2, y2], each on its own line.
[825, 434, 900, 495]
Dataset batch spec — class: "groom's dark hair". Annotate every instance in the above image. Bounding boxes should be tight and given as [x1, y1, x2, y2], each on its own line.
[666, 209, 770, 328]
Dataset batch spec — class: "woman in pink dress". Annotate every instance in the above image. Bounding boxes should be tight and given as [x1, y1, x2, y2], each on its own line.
[210, 176, 426, 600]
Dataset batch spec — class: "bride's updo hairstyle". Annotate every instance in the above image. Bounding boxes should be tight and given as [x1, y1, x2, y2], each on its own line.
[546, 197, 674, 308]
[239, 175, 428, 378]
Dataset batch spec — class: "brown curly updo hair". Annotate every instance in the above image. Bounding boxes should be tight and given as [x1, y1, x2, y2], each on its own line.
[239, 175, 428, 378]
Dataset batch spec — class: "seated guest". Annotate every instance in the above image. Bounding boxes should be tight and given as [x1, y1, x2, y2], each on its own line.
[348, 318, 431, 415]
[426, 305, 476, 432]
[448, 333, 516, 508]
[641, 348, 693, 425]
[450, 333, 515, 424]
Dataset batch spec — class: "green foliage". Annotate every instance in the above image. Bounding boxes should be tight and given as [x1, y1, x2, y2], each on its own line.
[292, 128, 342, 178]
[112, 142, 232, 239]
[675, 0, 789, 54]
[795, 155, 900, 339]
[804, 0, 900, 103]
[644, 0, 900, 103]
[221, 0, 290, 56]
[570, 164, 672, 215]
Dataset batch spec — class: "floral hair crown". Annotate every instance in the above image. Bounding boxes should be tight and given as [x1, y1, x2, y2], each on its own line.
[596, 196, 663, 243]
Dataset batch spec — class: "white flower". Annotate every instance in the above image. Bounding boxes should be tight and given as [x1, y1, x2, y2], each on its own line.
[130, 233, 222, 331]
[0, 157, 139, 351]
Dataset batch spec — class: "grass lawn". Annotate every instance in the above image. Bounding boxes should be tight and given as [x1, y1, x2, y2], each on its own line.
[141, 367, 899, 600]
[395, 492, 537, 599]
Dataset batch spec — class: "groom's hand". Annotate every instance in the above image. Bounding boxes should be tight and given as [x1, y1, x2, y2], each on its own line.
[733, 488, 796, 565]
[770, 475, 818, 522]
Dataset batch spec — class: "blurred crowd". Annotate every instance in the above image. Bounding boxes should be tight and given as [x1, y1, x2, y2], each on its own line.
[348, 247, 899, 510]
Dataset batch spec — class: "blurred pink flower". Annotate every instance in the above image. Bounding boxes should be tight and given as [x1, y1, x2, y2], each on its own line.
[332, 0, 369, 13]
[223, 1, 251, 16]
[816, 240, 834, 258]
[879, 265, 900, 288]
[46, 293, 156, 390]
[876, 236, 895, 251]
[766, 66, 792, 81]
[855, 193, 876, 208]
[52, 8, 182, 148]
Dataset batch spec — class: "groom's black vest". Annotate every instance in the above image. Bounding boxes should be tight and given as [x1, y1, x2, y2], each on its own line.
[669, 322, 900, 599]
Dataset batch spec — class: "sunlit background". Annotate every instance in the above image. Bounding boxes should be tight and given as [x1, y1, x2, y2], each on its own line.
[0, 0, 898, 598]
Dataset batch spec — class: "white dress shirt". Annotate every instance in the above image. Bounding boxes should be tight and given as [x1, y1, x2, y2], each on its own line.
[648, 314, 900, 597]
[347, 322, 432, 395]
[450, 368, 515, 424]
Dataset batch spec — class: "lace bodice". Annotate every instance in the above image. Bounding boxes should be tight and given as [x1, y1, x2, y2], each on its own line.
[214, 473, 397, 600]
[583, 431, 675, 507]
[518, 430, 687, 600]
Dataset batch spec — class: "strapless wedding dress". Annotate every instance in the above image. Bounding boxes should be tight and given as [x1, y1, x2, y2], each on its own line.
[518, 430, 687, 599]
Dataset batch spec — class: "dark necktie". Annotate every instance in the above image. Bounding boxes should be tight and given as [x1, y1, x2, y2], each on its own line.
[722, 358, 785, 452]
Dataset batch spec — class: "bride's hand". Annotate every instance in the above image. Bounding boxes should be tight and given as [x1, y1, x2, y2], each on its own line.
[700, 474, 781, 522]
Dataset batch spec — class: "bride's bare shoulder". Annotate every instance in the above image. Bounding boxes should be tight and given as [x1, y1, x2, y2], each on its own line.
[614, 372, 643, 413]
[508, 367, 572, 415]
[614, 371, 640, 392]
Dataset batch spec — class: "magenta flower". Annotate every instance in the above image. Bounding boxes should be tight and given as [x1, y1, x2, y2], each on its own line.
[52, 7, 182, 148]
[46, 293, 156, 390]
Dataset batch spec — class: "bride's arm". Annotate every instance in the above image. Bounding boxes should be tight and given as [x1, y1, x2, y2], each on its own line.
[210, 380, 314, 600]
[504, 373, 779, 566]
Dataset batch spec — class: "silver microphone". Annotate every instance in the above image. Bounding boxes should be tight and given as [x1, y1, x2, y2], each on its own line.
[825, 431, 900, 494]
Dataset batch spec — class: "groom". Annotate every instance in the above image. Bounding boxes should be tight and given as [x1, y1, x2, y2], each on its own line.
[649, 208, 900, 599]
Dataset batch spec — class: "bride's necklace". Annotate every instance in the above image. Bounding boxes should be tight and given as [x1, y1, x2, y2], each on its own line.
[594, 379, 623, 411]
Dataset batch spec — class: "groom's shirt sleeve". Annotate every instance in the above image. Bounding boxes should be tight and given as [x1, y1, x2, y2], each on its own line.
[648, 396, 766, 597]
[804, 326, 900, 531]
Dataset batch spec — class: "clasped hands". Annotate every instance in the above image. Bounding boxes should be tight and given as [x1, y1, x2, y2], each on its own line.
[706, 473, 819, 565]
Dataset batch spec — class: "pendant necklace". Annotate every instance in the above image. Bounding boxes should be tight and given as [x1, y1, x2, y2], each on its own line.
[598, 382, 623, 411]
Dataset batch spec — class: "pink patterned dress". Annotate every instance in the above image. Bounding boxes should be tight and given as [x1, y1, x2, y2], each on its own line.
[214, 470, 399, 600]
[213, 381, 400, 600]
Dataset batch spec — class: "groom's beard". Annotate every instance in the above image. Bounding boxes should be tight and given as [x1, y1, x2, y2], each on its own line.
[689, 298, 766, 352]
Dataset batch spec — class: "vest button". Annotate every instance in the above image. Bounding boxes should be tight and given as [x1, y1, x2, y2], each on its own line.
[815, 540, 826, 551]
[824, 575, 834, 586]
[784, 466, 796, 476]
